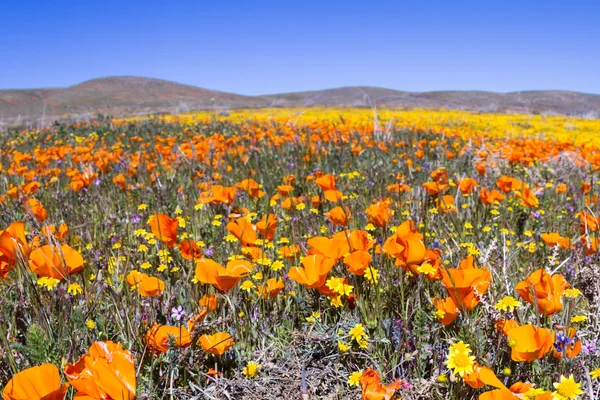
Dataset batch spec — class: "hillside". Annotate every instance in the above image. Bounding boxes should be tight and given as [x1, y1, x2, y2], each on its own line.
[0, 77, 268, 123]
[260, 87, 600, 115]
[1, 77, 599, 126]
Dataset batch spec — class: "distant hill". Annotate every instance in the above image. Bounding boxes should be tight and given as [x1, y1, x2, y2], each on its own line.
[259, 87, 600, 116]
[0, 77, 267, 124]
[1, 77, 599, 127]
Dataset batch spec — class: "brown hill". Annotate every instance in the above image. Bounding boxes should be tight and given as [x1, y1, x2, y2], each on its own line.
[1, 78, 599, 126]
[0, 76, 268, 123]
[259, 87, 600, 116]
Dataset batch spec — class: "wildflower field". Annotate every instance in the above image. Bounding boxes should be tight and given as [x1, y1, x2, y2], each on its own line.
[2, 108, 600, 399]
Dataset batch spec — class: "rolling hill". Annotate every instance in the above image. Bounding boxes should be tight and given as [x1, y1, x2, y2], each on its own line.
[1, 77, 599, 126]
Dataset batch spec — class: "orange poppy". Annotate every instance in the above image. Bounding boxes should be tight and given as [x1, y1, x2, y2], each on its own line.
[440, 256, 491, 311]
[42, 224, 69, 242]
[432, 297, 459, 325]
[332, 230, 374, 252]
[326, 206, 351, 226]
[65, 341, 136, 399]
[198, 184, 237, 205]
[464, 363, 507, 390]
[422, 181, 448, 195]
[365, 201, 392, 227]
[3, 363, 68, 400]
[515, 187, 539, 208]
[194, 258, 253, 292]
[0, 221, 29, 278]
[258, 277, 285, 298]
[581, 235, 598, 255]
[505, 324, 554, 362]
[236, 178, 265, 199]
[279, 244, 301, 260]
[199, 294, 218, 311]
[226, 217, 258, 246]
[438, 195, 456, 214]
[148, 214, 179, 248]
[576, 211, 599, 233]
[199, 332, 235, 355]
[112, 173, 127, 190]
[382, 220, 426, 269]
[343, 250, 372, 275]
[541, 233, 570, 249]
[307, 236, 349, 260]
[458, 178, 478, 194]
[315, 174, 343, 202]
[126, 270, 165, 297]
[359, 368, 402, 400]
[479, 382, 548, 400]
[288, 254, 335, 289]
[495, 319, 520, 336]
[255, 214, 277, 241]
[515, 268, 569, 315]
[479, 188, 506, 205]
[26, 198, 48, 222]
[178, 239, 203, 260]
[146, 323, 192, 353]
[28, 244, 84, 280]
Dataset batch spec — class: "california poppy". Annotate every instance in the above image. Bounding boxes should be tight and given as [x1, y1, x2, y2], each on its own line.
[148, 214, 179, 248]
[199, 332, 235, 355]
[28, 244, 84, 280]
[541, 233, 570, 249]
[65, 341, 136, 399]
[226, 217, 258, 246]
[458, 178, 478, 194]
[255, 214, 277, 241]
[258, 277, 284, 298]
[382, 220, 426, 269]
[307, 236, 349, 260]
[288, 254, 335, 289]
[236, 178, 265, 199]
[26, 198, 48, 222]
[199, 294, 218, 311]
[194, 258, 253, 292]
[479, 188, 506, 205]
[0, 221, 29, 278]
[178, 239, 203, 260]
[326, 206, 351, 226]
[146, 323, 192, 353]
[432, 297, 459, 325]
[365, 201, 392, 227]
[126, 270, 165, 297]
[464, 363, 507, 390]
[315, 174, 343, 202]
[359, 368, 402, 400]
[441, 256, 490, 311]
[343, 250, 372, 275]
[515, 268, 569, 315]
[506, 324, 554, 362]
[3, 363, 68, 400]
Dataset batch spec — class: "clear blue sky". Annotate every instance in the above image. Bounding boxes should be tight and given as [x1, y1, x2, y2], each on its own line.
[1, 0, 598, 95]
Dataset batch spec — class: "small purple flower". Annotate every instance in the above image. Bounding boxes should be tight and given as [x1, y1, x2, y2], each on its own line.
[532, 211, 541, 219]
[171, 306, 186, 322]
[131, 214, 141, 224]
[94, 179, 101, 186]
[582, 340, 597, 355]
[289, 162, 295, 168]
[204, 247, 214, 257]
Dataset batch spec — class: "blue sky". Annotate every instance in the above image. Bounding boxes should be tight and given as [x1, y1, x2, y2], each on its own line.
[1, 0, 598, 94]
